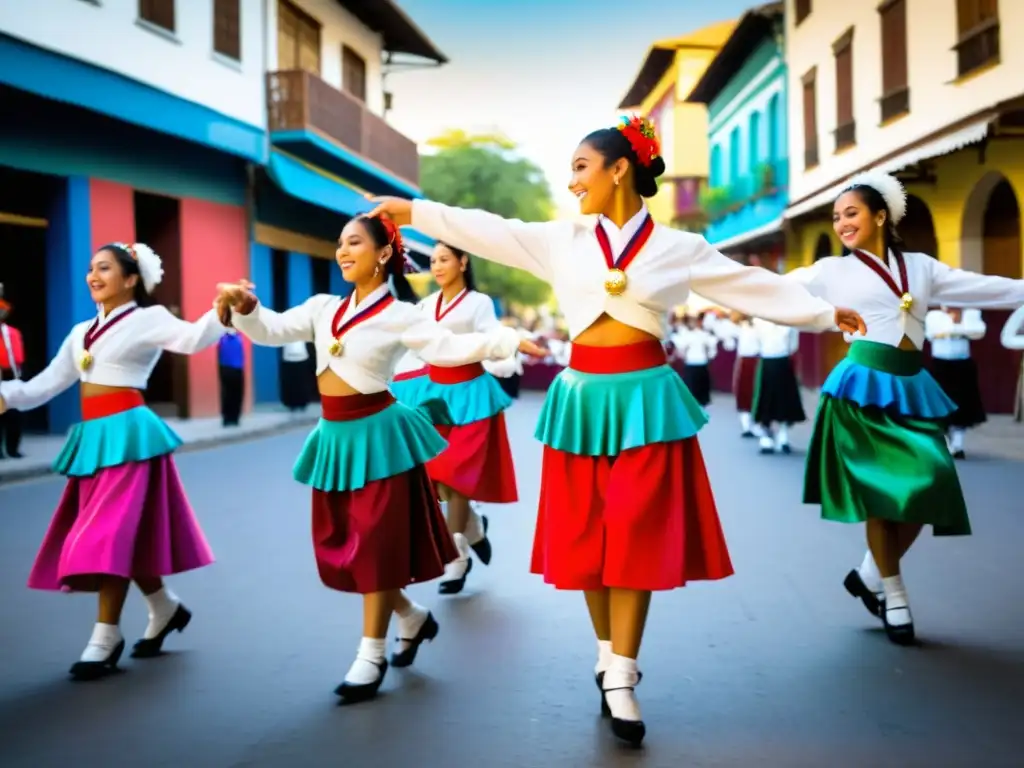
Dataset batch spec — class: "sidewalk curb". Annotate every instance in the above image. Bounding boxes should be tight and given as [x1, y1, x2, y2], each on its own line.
[0, 416, 319, 486]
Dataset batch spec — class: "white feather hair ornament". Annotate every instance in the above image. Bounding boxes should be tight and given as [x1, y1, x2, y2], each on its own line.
[115, 242, 165, 293]
[843, 171, 907, 226]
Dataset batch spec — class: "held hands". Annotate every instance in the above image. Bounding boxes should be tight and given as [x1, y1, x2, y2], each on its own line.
[834, 308, 867, 335]
[518, 338, 547, 358]
[215, 279, 257, 326]
[366, 196, 413, 227]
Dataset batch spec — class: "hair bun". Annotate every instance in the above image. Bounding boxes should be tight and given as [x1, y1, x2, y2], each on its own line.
[648, 155, 666, 179]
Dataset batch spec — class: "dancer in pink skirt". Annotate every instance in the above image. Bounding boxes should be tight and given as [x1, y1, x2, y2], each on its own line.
[0, 242, 226, 681]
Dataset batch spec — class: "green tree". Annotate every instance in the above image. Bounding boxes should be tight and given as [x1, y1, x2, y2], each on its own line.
[420, 133, 554, 307]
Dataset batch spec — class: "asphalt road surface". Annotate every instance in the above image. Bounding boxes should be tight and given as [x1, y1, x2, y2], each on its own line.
[1, 393, 1022, 768]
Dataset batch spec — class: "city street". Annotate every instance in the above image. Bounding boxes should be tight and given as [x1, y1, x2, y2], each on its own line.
[1, 392, 1023, 767]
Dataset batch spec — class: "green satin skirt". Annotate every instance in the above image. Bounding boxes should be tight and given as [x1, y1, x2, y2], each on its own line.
[803, 343, 970, 536]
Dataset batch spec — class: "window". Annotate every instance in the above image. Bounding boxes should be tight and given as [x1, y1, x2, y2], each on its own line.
[214, 0, 241, 61]
[802, 68, 818, 168]
[278, 0, 321, 75]
[342, 46, 367, 101]
[795, 0, 811, 25]
[139, 0, 175, 32]
[955, 0, 999, 78]
[767, 93, 781, 161]
[833, 29, 855, 151]
[879, 0, 909, 122]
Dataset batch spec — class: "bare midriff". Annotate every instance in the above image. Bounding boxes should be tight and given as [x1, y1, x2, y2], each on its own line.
[81, 383, 140, 398]
[897, 335, 918, 351]
[573, 313, 659, 347]
[317, 369, 361, 397]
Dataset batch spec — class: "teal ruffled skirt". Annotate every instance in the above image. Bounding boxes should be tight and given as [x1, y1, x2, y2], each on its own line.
[54, 406, 183, 477]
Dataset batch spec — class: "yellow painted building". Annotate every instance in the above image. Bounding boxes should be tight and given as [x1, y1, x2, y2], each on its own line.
[617, 21, 736, 228]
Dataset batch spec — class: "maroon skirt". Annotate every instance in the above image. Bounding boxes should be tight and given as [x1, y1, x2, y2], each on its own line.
[733, 355, 759, 412]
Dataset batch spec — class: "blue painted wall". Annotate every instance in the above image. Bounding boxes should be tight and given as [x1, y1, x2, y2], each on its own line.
[329, 262, 351, 297]
[249, 243, 279, 405]
[287, 252, 314, 306]
[45, 175, 95, 433]
[703, 37, 789, 246]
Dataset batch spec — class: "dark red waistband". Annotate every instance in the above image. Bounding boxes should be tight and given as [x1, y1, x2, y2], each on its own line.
[428, 362, 484, 384]
[393, 367, 428, 382]
[81, 391, 146, 421]
[569, 340, 667, 374]
[321, 391, 395, 422]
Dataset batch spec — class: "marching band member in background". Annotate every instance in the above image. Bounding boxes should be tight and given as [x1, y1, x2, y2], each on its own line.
[925, 306, 987, 458]
[0, 243, 225, 681]
[751, 319, 805, 454]
[367, 115, 865, 746]
[787, 171, 1024, 646]
[218, 215, 538, 704]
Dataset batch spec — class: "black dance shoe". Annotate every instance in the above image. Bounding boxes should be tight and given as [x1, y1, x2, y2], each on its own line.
[843, 570, 883, 618]
[883, 607, 916, 646]
[741, 430, 755, 438]
[390, 612, 439, 668]
[596, 672, 610, 716]
[601, 681, 646, 747]
[335, 660, 388, 703]
[69, 640, 125, 681]
[438, 557, 473, 595]
[470, 515, 493, 565]
[131, 604, 192, 658]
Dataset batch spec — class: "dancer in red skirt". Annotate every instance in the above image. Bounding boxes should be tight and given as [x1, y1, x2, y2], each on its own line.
[218, 214, 534, 704]
[717, 311, 762, 437]
[0, 243, 225, 681]
[368, 116, 866, 745]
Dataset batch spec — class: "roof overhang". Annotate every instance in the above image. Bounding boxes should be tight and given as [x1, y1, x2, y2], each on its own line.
[336, 0, 447, 63]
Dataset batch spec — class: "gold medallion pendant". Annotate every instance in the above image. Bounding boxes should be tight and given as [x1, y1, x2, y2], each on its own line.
[328, 338, 344, 357]
[604, 268, 628, 296]
[79, 352, 94, 371]
[899, 292, 914, 312]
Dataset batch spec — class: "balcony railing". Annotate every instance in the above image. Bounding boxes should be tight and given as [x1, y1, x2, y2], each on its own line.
[266, 70, 419, 187]
[700, 159, 790, 222]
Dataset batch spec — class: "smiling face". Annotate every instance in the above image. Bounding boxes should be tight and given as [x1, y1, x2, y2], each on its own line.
[430, 244, 466, 290]
[87, 248, 138, 305]
[833, 190, 885, 251]
[568, 141, 628, 216]
[337, 219, 390, 286]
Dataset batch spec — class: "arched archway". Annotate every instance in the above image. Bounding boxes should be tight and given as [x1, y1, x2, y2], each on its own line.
[814, 232, 834, 260]
[899, 194, 938, 257]
[960, 173, 1022, 414]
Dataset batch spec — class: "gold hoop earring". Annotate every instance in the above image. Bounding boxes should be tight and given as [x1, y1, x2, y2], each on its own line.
[373, 265, 380, 277]
[614, 177, 620, 186]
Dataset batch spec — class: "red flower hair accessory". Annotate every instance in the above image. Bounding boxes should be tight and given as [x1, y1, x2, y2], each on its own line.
[378, 214, 406, 276]
[617, 114, 661, 167]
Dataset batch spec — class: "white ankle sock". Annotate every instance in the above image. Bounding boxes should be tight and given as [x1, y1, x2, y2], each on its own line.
[595, 639, 613, 675]
[464, 504, 485, 545]
[143, 587, 181, 640]
[442, 533, 471, 581]
[759, 434, 774, 450]
[344, 637, 387, 684]
[602, 654, 642, 722]
[394, 602, 428, 653]
[739, 412, 752, 432]
[882, 575, 912, 627]
[857, 551, 883, 594]
[80, 622, 123, 662]
[949, 428, 965, 453]
[775, 424, 790, 447]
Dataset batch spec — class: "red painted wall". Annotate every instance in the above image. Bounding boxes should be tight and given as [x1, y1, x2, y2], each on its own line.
[89, 179, 135, 251]
[179, 197, 251, 418]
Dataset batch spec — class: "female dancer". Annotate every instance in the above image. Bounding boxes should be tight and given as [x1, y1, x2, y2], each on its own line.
[718, 311, 762, 437]
[217, 214, 537, 704]
[925, 306, 987, 458]
[1000, 305, 1024, 418]
[788, 171, 1024, 645]
[670, 314, 718, 406]
[0, 243, 224, 680]
[368, 115, 865, 745]
[751, 318, 805, 454]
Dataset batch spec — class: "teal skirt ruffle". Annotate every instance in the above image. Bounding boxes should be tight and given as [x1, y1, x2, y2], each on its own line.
[417, 372, 512, 425]
[293, 402, 449, 493]
[54, 406, 183, 477]
[391, 375, 428, 407]
[535, 365, 708, 457]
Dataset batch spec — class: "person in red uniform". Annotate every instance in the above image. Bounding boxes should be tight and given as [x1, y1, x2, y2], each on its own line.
[0, 297, 25, 458]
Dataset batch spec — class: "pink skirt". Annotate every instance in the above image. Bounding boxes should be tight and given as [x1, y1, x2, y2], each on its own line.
[27, 455, 215, 592]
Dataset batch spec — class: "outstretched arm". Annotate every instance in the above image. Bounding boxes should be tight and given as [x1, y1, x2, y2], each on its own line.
[1000, 306, 1024, 350]
[0, 333, 79, 413]
[400, 316, 524, 368]
[143, 305, 227, 355]
[930, 260, 1024, 308]
[220, 283, 323, 347]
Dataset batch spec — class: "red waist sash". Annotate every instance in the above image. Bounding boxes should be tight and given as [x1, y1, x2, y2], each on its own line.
[427, 362, 484, 384]
[321, 391, 395, 422]
[569, 339, 667, 374]
[393, 367, 428, 382]
[81, 391, 146, 421]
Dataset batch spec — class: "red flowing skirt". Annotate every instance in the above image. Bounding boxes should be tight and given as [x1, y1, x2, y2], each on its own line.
[311, 393, 460, 594]
[733, 355, 759, 412]
[529, 340, 734, 591]
[424, 363, 518, 503]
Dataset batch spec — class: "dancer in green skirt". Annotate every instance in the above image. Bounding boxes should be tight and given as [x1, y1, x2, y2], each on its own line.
[788, 170, 1024, 645]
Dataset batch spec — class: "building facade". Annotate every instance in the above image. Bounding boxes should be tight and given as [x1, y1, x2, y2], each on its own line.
[783, 0, 1024, 408]
[688, 4, 787, 269]
[0, 0, 443, 432]
[617, 22, 736, 231]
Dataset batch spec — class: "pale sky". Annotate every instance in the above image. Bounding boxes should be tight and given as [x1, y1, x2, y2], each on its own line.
[386, 0, 754, 217]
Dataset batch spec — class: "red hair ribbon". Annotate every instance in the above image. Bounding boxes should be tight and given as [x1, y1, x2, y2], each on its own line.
[617, 114, 661, 167]
[378, 215, 406, 276]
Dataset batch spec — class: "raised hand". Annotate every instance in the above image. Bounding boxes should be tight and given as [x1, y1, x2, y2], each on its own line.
[366, 196, 413, 227]
[835, 308, 867, 335]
